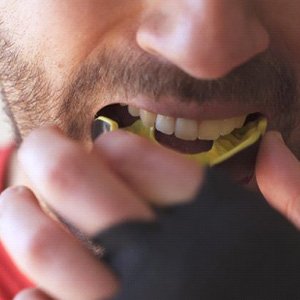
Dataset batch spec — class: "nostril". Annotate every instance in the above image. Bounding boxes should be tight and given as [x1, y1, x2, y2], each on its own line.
[136, 21, 164, 57]
[136, 33, 160, 57]
[137, 1, 270, 80]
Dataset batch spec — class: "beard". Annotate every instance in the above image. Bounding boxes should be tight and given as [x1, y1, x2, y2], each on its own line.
[0, 33, 300, 156]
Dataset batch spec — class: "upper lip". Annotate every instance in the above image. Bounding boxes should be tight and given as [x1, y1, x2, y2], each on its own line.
[95, 95, 268, 122]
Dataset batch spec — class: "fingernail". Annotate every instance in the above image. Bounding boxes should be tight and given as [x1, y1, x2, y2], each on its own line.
[268, 130, 284, 143]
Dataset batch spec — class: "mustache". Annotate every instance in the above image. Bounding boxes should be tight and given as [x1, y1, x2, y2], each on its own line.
[67, 46, 298, 113]
[60, 46, 299, 142]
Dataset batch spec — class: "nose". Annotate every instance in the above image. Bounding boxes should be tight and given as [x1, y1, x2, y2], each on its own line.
[137, 0, 269, 79]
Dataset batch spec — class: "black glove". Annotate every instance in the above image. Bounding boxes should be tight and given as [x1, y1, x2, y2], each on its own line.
[92, 170, 300, 300]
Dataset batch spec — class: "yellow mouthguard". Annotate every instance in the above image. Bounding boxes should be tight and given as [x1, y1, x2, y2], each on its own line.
[95, 116, 267, 166]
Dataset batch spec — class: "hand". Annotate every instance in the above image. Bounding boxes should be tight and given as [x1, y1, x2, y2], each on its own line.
[0, 127, 202, 300]
[256, 131, 300, 229]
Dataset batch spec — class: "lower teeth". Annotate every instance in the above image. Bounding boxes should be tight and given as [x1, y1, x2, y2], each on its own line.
[93, 116, 267, 166]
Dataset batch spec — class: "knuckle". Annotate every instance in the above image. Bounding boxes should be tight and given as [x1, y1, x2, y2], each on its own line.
[43, 149, 85, 191]
[115, 134, 151, 160]
[0, 187, 34, 224]
[128, 133, 152, 149]
[23, 222, 59, 269]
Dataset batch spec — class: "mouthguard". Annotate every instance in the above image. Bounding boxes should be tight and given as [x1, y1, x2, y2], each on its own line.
[94, 116, 267, 166]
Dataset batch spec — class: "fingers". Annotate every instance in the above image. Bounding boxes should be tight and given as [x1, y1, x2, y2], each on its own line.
[256, 131, 300, 228]
[0, 186, 119, 300]
[18, 127, 154, 236]
[14, 288, 53, 300]
[6, 126, 203, 300]
[95, 130, 203, 205]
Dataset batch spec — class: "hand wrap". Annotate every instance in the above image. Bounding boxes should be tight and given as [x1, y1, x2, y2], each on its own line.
[92, 170, 300, 299]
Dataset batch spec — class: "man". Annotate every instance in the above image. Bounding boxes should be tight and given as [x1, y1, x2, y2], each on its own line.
[1, 0, 300, 299]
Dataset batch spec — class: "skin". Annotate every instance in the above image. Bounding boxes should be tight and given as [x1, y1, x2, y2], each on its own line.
[0, 0, 300, 299]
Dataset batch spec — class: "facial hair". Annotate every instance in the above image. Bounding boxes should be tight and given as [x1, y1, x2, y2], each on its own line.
[0, 34, 299, 153]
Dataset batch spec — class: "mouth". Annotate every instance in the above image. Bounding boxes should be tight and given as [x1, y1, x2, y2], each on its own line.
[92, 103, 267, 174]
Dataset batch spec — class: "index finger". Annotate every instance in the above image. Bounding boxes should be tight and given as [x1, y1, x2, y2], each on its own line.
[95, 130, 204, 205]
[18, 127, 155, 236]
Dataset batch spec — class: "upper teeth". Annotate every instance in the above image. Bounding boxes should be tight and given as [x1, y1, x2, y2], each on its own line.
[127, 105, 247, 141]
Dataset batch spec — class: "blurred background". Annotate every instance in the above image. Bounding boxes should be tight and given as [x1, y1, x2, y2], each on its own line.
[0, 99, 14, 146]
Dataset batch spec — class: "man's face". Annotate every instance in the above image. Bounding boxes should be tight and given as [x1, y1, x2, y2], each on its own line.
[1, 0, 300, 182]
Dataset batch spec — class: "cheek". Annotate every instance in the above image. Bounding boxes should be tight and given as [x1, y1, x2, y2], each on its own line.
[2, 0, 137, 84]
[260, 1, 300, 71]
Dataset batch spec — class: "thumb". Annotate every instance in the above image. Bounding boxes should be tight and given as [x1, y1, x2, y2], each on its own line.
[256, 131, 300, 229]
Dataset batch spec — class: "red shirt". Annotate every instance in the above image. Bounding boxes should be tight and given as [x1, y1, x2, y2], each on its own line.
[0, 145, 33, 300]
